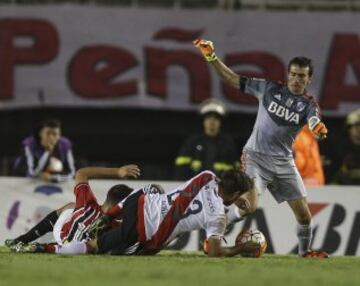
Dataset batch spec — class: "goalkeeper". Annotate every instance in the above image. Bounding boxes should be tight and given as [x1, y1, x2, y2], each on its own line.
[194, 39, 328, 258]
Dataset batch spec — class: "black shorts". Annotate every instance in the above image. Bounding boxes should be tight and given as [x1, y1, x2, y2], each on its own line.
[97, 190, 142, 255]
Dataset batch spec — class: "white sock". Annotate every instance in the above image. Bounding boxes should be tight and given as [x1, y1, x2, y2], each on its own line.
[55, 241, 87, 255]
[297, 224, 312, 255]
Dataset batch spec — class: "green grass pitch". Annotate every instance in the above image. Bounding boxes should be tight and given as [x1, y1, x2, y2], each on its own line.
[1, 246, 360, 286]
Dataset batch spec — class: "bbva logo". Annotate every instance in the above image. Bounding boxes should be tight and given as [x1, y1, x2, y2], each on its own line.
[268, 101, 300, 124]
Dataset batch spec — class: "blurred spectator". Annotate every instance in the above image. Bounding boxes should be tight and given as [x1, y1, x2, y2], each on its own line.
[13, 119, 76, 183]
[332, 109, 360, 185]
[293, 126, 325, 186]
[174, 99, 239, 180]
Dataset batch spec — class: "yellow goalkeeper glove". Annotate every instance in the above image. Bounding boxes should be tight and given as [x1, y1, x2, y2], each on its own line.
[193, 39, 217, 62]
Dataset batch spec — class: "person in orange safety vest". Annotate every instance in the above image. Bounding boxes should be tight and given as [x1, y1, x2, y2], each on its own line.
[293, 126, 325, 186]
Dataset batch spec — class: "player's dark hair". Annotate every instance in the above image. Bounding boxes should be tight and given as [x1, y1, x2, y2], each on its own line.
[42, 118, 62, 129]
[288, 57, 314, 77]
[217, 170, 254, 195]
[105, 184, 133, 205]
[34, 118, 62, 141]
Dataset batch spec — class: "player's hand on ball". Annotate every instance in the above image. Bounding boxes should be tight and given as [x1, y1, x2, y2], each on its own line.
[238, 240, 262, 257]
[118, 164, 141, 178]
[193, 39, 217, 62]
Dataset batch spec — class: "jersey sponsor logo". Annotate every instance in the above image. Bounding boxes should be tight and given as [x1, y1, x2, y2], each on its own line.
[268, 101, 300, 124]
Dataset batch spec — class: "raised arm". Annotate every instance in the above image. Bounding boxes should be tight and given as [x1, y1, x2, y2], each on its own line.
[75, 165, 140, 184]
[193, 39, 240, 89]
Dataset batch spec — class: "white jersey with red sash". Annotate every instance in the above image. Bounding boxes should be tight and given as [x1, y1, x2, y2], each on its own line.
[137, 171, 227, 251]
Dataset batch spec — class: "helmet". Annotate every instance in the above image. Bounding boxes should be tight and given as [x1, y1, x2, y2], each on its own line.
[346, 109, 360, 126]
[199, 99, 226, 117]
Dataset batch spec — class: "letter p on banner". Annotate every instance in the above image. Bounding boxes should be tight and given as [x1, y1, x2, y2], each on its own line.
[0, 18, 59, 99]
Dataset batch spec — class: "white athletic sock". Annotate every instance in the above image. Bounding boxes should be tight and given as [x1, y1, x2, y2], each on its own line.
[297, 224, 312, 255]
[55, 241, 87, 255]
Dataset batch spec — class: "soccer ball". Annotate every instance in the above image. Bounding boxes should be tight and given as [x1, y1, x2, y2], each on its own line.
[236, 229, 267, 258]
[47, 157, 63, 173]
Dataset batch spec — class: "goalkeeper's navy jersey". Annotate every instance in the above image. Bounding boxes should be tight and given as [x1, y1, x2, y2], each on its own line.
[240, 77, 321, 158]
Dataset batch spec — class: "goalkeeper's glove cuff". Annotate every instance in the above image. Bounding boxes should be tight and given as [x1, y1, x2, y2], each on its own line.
[205, 52, 218, 62]
[308, 117, 328, 140]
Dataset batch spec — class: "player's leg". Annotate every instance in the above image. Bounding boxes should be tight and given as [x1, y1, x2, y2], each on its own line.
[287, 197, 312, 255]
[236, 151, 272, 221]
[20, 241, 89, 255]
[55, 241, 88, 255]
[6, 202, 75, 247]
[287, 198, 328, 258]
[273, 160, 328, 258]
[269, 160, 312, 256]
[53, 208, 75, 245]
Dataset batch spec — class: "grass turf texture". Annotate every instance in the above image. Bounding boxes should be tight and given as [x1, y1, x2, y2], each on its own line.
[1, 247, 360, 286]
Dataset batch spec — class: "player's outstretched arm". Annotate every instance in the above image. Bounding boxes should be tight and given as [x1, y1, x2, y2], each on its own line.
[193, 39, 240, 89]
[75, 165, 141, 184]
[206, 236, 260, 257]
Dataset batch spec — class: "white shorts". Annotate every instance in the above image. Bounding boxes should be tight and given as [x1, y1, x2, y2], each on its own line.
[242, 150, 306, 203]
[53, 208, 74, 245]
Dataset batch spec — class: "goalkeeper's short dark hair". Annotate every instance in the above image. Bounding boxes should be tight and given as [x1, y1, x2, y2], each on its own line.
[105, 184, 133, 205]
[288, 57, 314, 77]
[217, 170, 254, 195]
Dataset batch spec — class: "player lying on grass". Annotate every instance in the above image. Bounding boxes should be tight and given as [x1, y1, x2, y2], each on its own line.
[194, 39, 328, 258]
[28, 170, 261, 257]
[10, 185, 251, 256]
[6, 164, 141, 253]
